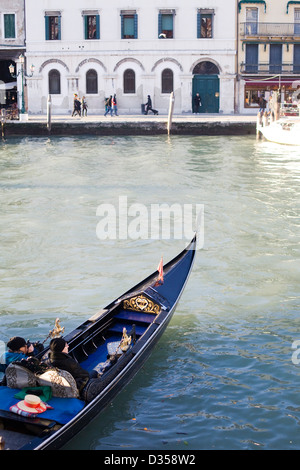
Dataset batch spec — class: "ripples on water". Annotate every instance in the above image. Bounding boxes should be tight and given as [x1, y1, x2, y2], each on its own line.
[0, 135, 299, 450]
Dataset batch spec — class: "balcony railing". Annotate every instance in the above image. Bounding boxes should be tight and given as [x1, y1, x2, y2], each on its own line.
[240, 62, 300, 74]
[240, 22, 300, 37]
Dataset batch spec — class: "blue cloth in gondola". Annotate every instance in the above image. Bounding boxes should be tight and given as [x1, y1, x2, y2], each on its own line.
[0, 386, 85, 424]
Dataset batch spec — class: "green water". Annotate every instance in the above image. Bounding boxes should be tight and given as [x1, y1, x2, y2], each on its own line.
[0, 135, 299, 450]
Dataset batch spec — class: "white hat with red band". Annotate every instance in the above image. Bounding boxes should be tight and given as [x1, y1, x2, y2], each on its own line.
[16, 394, 47, 414]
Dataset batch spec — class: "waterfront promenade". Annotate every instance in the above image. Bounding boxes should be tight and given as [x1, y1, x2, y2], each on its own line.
[2, 113, 257, 137]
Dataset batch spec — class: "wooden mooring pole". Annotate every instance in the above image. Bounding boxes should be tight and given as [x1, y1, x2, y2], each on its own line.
[47, 94, 52, 132]
[0, 109, 6, 139]
[167, 91, 175, 135]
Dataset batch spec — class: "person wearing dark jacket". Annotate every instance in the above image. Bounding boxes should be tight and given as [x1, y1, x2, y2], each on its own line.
[144, 95, 158, 115]
[193, 93, 202, 113]
[0, 336, 42, 373]
[72, 94, 81, 117]
[48, 338, 97, 393]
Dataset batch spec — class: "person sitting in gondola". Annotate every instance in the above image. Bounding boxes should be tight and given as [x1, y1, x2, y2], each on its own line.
[48, 338, 98, 395]
[0, 336, 42, 373]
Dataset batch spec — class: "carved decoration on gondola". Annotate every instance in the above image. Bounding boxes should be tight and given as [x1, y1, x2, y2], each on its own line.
[123, 294, 161, 315]
[49, 318, 65, 339]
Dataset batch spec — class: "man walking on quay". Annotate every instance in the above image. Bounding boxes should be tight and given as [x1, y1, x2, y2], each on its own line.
[104, 96, 113, 116]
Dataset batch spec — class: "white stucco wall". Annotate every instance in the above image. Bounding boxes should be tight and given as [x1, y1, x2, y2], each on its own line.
[25, 0, 237, 115]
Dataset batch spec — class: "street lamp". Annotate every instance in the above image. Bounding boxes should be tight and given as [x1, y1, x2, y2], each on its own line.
[9, 54, 35, 114]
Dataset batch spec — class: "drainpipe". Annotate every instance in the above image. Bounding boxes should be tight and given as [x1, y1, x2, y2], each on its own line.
[20, 0, 27, 114]
[234, 0, 239, 113]
[23, 0, 26, 47]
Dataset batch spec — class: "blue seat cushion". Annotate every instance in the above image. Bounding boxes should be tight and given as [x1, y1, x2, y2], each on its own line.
[0, 386, 85, 425]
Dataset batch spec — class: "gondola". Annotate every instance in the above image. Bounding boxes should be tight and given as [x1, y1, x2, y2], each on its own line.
[0, 235, 197, 450]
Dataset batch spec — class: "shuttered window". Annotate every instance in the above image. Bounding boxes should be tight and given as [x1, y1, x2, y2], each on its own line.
[4, 14, 15, 39]
[121, 12, 138, 39]
[245, 43, 258, 73]
[294, 44, 300, 73]
[158, 10, 175, 38]
[197, 10, 214, 38]
[295, 9, 300, 34]
[84, 15, 100, 39]
[45, 14, 61, 40]
[269, 44, 282, 74]
[245, 7, 258, 34]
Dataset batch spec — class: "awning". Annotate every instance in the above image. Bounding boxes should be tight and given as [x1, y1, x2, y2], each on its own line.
[286, 1, 300, 13]
[244, 78, 300, 87]
[0, 81, 17, 90]
[238, 1, 267, 13]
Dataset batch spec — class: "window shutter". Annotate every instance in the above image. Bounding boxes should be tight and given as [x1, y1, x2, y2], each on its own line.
[57, 16, 61, 40]
[161, 14, 173, 30]
[197, 12, 201, 38]
[134, 14, 138, 39]
[4, 14, 15, 38]
[158, 13, 162, 36]
[269, 44, 282, 74]
[121, 10, 137, 39]
[293, 44, 300, 72]
[245, 43, 258, 73]
[96, 15, 100, 39]
[45, 16, 50, 40]
[121, 14, 124, 38]
[84, 16, 88, 39]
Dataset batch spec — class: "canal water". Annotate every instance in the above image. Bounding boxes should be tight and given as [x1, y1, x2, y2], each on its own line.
[0, 135, 299, 450]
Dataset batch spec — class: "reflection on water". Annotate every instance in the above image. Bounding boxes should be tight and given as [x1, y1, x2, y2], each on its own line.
[0, 135, 299, 450]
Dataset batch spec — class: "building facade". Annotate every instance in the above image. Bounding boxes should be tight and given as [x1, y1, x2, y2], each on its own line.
[237, 0, 300, 114]
[24, 0, 237, 115]
[0, 0, 26, 113]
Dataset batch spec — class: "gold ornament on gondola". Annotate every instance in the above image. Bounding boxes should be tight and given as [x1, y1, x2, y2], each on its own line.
[119, 327, 131, 352]
[49, 318, 65, 339]
[123, 294, 161, 315]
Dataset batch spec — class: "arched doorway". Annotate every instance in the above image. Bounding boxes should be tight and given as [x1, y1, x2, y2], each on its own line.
[192, 61, 219, 113]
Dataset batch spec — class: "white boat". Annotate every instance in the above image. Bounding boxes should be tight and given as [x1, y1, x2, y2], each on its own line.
[258, 118, 300, 146]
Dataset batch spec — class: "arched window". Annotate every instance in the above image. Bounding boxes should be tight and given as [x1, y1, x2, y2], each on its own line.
[48, 69, 61, 94]
[86, 69, 98, 94]
[161, 68, 173, 93]
[192, 61, 219, 75]
[123, 69, 135, 94]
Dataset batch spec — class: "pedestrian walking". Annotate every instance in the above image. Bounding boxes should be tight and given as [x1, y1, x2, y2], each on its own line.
[72, 94, 81, 117]
[81, 96, 88, 116]
[104, 96, 113, 116]
[259, 96, 267, 113]
[144, 95, 158, 115]
[112, 94, 118, 116]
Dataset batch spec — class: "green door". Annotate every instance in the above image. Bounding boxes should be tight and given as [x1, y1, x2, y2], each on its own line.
[192, 75, 219, 113]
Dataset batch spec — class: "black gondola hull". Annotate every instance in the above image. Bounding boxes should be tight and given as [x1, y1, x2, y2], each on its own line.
[36, 313, 174, 450]
[0, 236, 197, 450]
